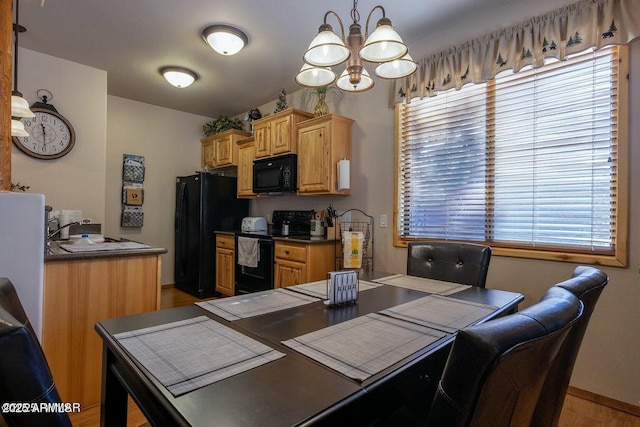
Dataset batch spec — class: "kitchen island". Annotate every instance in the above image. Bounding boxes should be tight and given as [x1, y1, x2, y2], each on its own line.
[43, 240, 166, 410]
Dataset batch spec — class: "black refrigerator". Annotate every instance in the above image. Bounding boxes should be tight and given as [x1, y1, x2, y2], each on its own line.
[175, 173, 249, 298]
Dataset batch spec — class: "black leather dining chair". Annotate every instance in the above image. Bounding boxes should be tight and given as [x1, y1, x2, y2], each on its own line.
[406, 242, 492, 287]
[0, 278, 72, 427]
[424, 286, 582, 427]
[531, 266, 609, 427]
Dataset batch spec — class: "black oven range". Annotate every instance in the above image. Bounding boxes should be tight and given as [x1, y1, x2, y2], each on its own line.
[234, 210, 316, 295]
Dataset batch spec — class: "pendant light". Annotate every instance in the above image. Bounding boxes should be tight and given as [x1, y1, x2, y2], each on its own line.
[296, 0, 416, 93]
[11, 0, 35, 138]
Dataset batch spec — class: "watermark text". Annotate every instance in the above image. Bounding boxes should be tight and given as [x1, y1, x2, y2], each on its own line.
[2, 402, 81, 414]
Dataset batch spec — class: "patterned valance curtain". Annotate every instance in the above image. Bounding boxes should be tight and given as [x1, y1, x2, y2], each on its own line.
[394, 0, 640, 103]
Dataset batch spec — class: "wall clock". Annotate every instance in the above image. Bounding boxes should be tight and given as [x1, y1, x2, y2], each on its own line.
[12, 91, 76, 160]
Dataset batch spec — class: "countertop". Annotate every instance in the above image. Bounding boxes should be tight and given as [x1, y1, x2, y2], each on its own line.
[45, 239, 167, 261]
[215, 230, 333, 244]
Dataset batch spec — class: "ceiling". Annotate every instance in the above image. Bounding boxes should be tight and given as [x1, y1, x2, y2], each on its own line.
[15, 0, 577, 119]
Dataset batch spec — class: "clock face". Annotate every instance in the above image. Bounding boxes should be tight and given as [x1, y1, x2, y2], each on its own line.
[12, 108, 76, 159]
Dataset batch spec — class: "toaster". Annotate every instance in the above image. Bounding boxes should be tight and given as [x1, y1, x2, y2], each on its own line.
[241, 217, 268, 233]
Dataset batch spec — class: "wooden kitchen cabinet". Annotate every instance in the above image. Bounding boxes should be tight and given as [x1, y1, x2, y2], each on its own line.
[42, 253, 162, 409]
[237, 137, 256, 198]
[297, 113, 353, 195]
[253, 108, 314, 159]
[215, 234, 236, 296]
[201, 129, 250, 169]
[274, 240, 334, 288]
[201, 138, 215, 169]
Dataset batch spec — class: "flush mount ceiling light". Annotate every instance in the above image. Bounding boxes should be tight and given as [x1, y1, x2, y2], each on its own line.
[202, 24, 248, 56]
[296, 0, 417, 93]
[160, 67, 198, 88]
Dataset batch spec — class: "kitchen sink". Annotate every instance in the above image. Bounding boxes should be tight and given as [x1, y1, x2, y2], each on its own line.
[47, 237, 123, 254]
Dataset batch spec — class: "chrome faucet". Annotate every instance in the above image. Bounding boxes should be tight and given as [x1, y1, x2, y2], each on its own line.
[48, 221, 80, 240]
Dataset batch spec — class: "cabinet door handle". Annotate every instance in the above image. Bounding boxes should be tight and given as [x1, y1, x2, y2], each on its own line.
[285, 250, 290, 254]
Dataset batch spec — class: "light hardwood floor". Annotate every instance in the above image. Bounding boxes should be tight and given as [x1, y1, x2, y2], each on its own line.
[69, 286, 640, 427]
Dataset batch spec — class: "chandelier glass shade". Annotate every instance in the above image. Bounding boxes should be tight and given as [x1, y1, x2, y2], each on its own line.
[11, 94, 35, 118]
[358, 20, 407, 62]
[337, 67, 373, 92]
[374, 53, 417, 79]
[297, 2, 416, 93]
[11, 119, 29, 137]
[304, 25, 351, 67]
[295, 63, 337, 87]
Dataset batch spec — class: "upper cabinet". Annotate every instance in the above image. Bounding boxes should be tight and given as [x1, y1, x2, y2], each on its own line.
[201, 138, 215, 169]
[237, 137, 256, 198]
[200, 129, 251, 169]
[297, 113, 353, 195]
[253, 108, 314, 159]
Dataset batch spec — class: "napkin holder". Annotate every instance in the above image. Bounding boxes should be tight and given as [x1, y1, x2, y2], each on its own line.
[326, 270, 359, 306]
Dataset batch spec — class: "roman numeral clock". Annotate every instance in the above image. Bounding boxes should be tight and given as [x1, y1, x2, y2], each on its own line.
[12, 91, 76, 160]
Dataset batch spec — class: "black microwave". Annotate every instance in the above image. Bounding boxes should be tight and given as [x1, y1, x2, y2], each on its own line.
[253, 154, 297, 194]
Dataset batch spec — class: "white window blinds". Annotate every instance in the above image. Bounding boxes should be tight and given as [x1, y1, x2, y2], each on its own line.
[397, 46, 621, 257]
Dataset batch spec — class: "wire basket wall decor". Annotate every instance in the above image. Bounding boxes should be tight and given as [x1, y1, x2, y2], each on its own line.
[335, 209, 374, 272]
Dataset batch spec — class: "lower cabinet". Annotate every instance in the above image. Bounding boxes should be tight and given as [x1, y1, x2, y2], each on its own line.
[216, 234, 236, 296]
[42, 254, 162, 409]
[274, 240, 334, 288]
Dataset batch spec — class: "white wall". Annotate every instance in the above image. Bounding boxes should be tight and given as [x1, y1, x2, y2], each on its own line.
[105, 96, 207, 284]
[11, 48, 107, 222]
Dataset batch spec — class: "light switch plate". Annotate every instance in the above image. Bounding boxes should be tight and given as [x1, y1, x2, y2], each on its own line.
[380, 214, 388, 228]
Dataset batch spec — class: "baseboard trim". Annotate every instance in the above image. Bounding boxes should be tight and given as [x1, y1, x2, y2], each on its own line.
[161, 283, 175, 289]
[568, 386, 640, 417]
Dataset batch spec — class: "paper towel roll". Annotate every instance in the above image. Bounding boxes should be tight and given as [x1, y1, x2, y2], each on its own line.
[59, 211, 72, 240]
[338, 159, 350, 190]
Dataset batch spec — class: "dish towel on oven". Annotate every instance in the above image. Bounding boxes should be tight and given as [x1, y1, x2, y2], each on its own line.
[342, 231, 364, 269]
[237, 236, 259, 268]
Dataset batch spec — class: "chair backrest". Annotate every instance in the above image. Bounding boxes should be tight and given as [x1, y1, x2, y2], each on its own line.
[426, 287, 582, 427]
[407, 242, 492, 287]
[0, 278, 71, 427]
[0, 278, 35, 337]
[531, 266, 609, 427]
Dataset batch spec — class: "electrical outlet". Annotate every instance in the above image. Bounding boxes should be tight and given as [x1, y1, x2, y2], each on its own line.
[380, 214, 388, 228]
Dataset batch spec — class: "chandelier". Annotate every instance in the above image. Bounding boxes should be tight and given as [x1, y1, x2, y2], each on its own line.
[296, 0, 417, 93]
[11, 0, 35, 137]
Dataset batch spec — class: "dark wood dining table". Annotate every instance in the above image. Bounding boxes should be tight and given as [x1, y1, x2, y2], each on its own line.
[95, 273, 523, 426]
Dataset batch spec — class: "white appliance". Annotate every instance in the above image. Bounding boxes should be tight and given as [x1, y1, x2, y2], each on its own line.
[0, 192, 45, 340]
[241, 217, 268, 233]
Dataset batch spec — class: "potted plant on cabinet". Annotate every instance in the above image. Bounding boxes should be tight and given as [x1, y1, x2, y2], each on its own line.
[303, 86, 342, 117]
[202, 115, 245, 137]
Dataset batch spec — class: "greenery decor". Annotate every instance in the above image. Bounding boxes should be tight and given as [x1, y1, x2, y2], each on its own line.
[11, 182, 30, 192]
[274, 88, 288, 113]
[202, 115, 245, 137]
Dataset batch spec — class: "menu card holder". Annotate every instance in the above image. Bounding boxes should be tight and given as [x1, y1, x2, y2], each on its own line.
[326, 270, 359, 306]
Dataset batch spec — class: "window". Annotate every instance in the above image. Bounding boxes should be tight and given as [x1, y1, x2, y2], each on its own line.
[395, 46, 628, 266]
